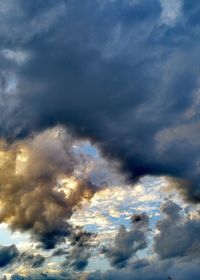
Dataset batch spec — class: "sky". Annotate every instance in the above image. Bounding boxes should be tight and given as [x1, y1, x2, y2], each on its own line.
[0, 0, 200, 279]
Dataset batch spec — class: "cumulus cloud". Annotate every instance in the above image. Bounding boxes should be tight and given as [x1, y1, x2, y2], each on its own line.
[103, 213, 149, 268]
[52, 227, 96, 271]
[85, 200, 200, 279]
[154, 200, 200, 260]
[0, 127, 103, 249]
[63, 228, 96, 271]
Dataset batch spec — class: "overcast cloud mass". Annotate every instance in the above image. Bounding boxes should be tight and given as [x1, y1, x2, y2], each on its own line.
[0, 0, 200, 279]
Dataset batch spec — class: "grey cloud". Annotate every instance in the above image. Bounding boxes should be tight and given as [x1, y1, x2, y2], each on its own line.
[154, 201, 200, 260]
[4, 259, 200, 280]
[63, 228, 96, 271]
[0, 0, 200, 202]
[0, 244, 46, 270]
[52, 248, 67, 257]
[18, 252, 45, 268]
[86, 259, 200, 280]
[103, 213, 149, 268]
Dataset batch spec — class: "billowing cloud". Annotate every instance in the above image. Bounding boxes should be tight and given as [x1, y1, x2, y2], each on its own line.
[0, 127, 102, 249]
[0, 0, 200, 202]
[0, 1, 200, 279]
[154, 200, 200, 260]
[103, 213, 149, 268]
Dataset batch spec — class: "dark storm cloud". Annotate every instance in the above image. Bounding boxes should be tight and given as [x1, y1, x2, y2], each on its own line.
[0, 0, 200, 201]
[0, 245, 18, 268]
[0, 0, 200, 202]
[103, 213, 149, 268]
[154, 200, 200, 260]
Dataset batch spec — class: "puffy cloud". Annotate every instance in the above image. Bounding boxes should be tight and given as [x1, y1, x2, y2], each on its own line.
[63, 228, 96, 271]
[0, 127, 103, 249]
[154, 200, 200, 260]
[103, 213, 149, 268]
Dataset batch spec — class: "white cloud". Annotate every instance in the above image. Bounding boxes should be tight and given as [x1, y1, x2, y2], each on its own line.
[160, 0, 182, 25]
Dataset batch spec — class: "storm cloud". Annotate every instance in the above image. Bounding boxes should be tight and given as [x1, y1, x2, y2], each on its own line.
[0, 0, 200, 202]
[0, 1, 200, 279]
